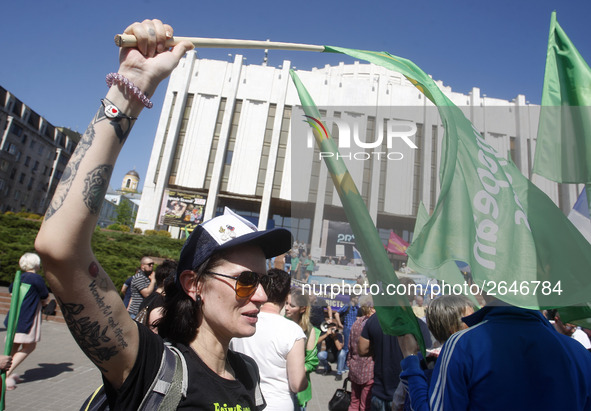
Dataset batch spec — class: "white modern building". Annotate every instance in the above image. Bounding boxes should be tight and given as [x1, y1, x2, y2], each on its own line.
[135, 51, 582, 262]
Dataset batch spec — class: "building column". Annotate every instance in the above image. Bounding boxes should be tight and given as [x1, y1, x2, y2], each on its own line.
[135, 51, 196, 231]
[203, 54, 244, 221]
[259, 60, 292, 230]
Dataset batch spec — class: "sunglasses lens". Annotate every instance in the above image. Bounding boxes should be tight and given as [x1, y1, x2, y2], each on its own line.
[236, 271, 260, 297]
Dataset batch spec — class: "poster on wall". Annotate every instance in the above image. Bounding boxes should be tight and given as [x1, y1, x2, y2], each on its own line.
[159, 189, 206, 232]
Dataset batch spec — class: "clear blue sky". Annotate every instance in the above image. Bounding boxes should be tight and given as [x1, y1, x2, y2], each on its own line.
[2, 0, 590, 191]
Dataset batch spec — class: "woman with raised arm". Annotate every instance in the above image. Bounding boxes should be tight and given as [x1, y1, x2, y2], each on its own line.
[35, 19, 292, 410]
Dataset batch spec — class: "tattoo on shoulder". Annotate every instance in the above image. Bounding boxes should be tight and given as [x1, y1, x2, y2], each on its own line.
[83, 164, 113, 214]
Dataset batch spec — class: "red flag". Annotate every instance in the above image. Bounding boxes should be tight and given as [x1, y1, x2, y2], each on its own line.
[386, 231, 409, 255]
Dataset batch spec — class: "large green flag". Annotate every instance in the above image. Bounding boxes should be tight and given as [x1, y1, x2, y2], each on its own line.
[290, 70, 425, 350]
[533, 11, 591, 184]
[324, 45, 591, 309]
[408, 203, 480, 308]
[533, 12, 591, 322]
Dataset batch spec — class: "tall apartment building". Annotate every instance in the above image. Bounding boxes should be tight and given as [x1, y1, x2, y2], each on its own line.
[0, 86, 80, 214]
[135, 52, 581, 259]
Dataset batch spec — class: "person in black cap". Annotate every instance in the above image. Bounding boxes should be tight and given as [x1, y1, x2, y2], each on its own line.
[35, 19, 292, 410]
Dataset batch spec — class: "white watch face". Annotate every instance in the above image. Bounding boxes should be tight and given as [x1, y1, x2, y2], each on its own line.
[104, 104, 120, 119]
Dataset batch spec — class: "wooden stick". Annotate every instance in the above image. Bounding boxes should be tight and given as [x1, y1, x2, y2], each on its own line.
[114, 34, 326, 52]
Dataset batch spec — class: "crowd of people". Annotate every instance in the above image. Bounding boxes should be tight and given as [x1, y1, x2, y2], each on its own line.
[4, 17, 588, 411]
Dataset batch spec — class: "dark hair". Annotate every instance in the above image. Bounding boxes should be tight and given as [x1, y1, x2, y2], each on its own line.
[155, 259, 177, 288]
[264, 268, 291, 304]
[157, 255, 224, 345]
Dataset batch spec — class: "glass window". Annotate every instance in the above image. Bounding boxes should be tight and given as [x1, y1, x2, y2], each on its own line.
[9, 124, 23, 137]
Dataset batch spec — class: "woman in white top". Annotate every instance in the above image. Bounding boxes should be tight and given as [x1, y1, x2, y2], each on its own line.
[231, 269, 307, 410]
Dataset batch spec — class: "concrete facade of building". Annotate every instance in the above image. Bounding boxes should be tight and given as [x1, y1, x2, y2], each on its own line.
[135, 52, 583, 256]
[0, 86, 80, 214]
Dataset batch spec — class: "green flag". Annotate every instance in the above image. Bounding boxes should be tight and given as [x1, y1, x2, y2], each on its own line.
[290, 70, 425, 351]
[533, 11, 591, 184]
[408, 203, 480, 308]
[1, 271, 30, 410]
[534, 12, 591, 322]
[324, 45, 591, 309]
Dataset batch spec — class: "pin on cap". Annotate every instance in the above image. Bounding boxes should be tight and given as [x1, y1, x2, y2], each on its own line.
[177, 208, 292, 277]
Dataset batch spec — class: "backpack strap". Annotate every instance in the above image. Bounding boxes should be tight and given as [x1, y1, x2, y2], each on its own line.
[137, 343, 187, 411]
[241, 355, 264, 408]
[80, 384, 109, 411]
[80, 341, 188, 411]
[165, 345, 188, 398]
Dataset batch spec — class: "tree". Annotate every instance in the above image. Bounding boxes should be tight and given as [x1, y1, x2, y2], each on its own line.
[115, 199, 135, 228]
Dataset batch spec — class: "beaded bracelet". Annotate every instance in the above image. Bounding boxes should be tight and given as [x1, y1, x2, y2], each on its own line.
[106, 73, 153, 109]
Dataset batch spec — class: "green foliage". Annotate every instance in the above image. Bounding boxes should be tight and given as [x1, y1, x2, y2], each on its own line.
[115, 200, 135, 227]
[133, 227, 143, 234]
[156, 230, 172, 238]
[0, 213, 41, 285]
[0, 213, 184, 290]
[144, 229, 158, 236]
[14, 211, 43, 220]
[106, 224, 131, 232]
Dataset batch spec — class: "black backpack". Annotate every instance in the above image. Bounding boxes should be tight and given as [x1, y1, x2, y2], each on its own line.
[80, 343, 188, 411]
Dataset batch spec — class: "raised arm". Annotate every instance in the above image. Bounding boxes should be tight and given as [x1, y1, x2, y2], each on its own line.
[35, 19, 193, 389]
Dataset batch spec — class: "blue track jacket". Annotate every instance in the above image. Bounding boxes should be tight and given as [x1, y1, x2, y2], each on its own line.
[400, 305, 591, 411]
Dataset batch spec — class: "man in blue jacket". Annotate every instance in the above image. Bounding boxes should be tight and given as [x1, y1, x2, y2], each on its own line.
[399, 299, 591, 410]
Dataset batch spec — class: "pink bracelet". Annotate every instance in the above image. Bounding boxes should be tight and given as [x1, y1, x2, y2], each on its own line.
[106, 73, 153, 109]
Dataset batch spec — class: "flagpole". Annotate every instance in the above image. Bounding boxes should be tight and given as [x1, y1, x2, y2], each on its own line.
[114, 34, 326, 52]
[1, 271, 22, 410]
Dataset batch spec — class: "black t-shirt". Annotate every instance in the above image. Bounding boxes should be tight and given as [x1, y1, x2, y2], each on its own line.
[324, 331, 344, 362]
[360, 313, 404, 401]
[360, 313, 432, 402]
[104, 323, 265, 410]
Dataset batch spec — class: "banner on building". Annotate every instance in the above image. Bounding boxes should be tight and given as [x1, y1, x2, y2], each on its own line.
[159, 189, 206, 231]
[322, 220, 357, 261]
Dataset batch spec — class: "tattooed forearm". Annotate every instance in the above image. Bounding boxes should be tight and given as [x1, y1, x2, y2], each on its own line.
[44, 110, 99, 220]
[96, 102, 134, 144]
[57, 296, 119, 373]
[44, 102, 133, 220]
[83, 164, 113, 214]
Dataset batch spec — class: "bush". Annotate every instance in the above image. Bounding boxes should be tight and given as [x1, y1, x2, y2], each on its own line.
[0, 213, 185, 287]
[14, 211, 42, 220]
[133, 227, 143, 234]
[106, 224, 130, 232]
[144, 229, 158, 236]
[156, 230, 171, 238]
